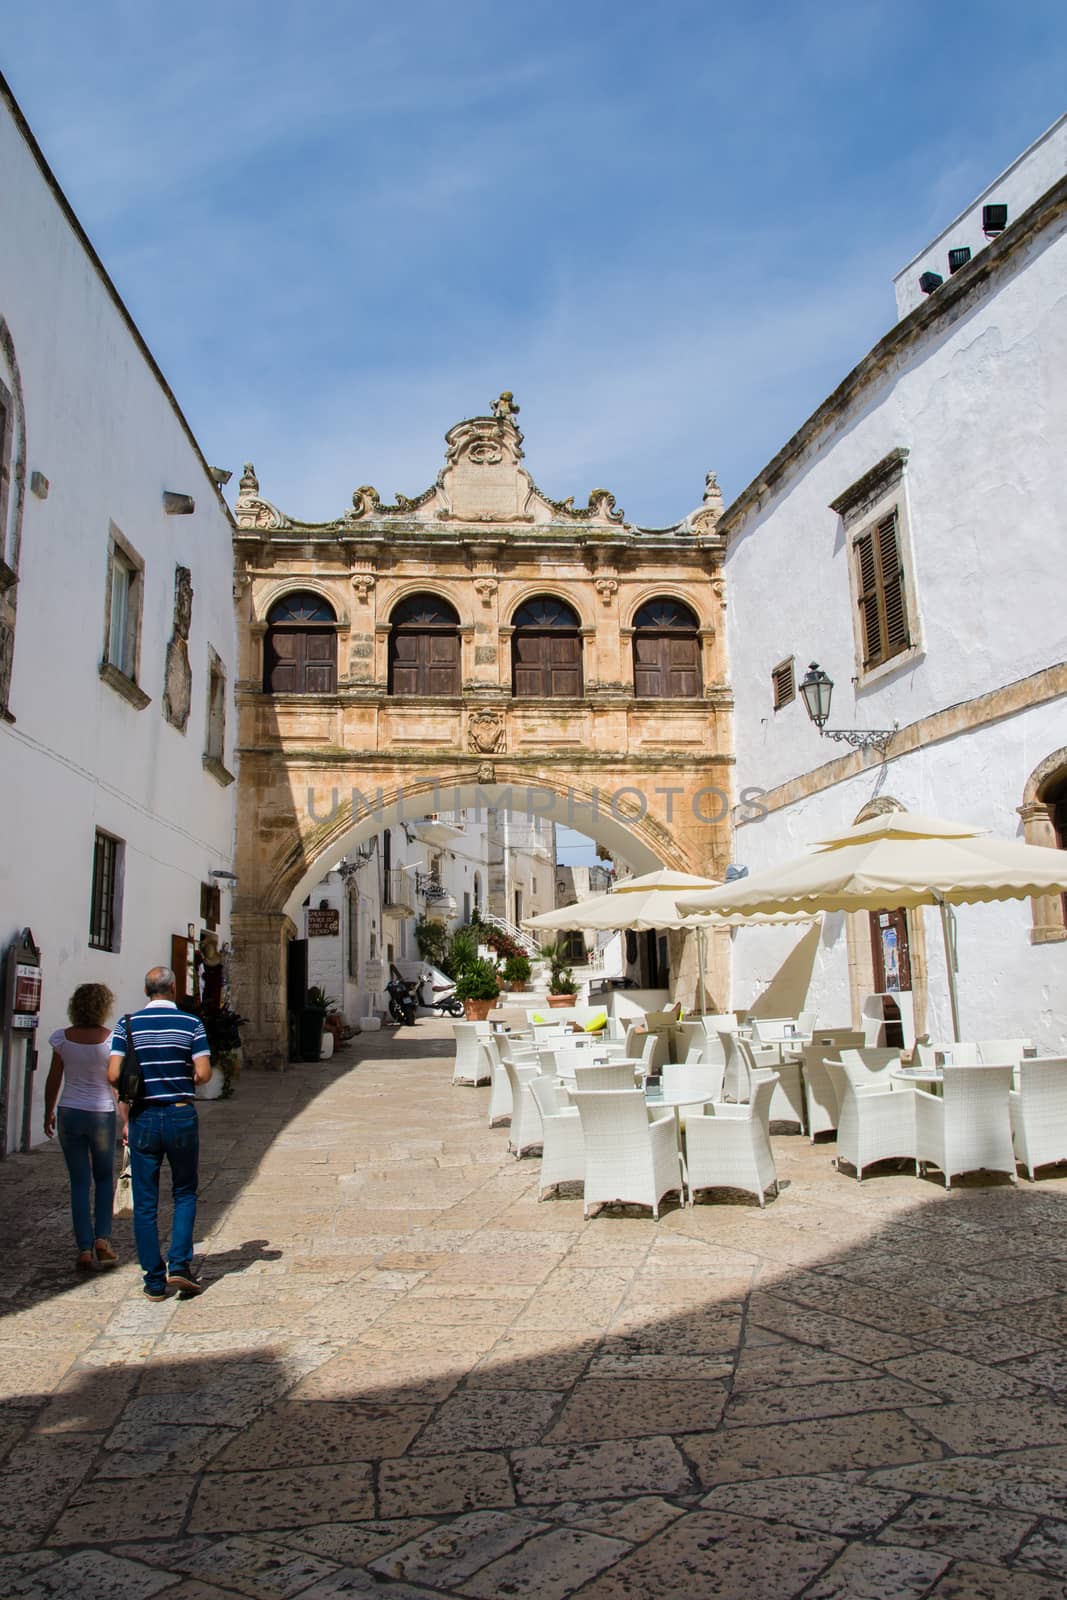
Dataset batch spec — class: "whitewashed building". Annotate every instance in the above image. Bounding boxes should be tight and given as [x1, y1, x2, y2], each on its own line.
[0, 75, 238, 1148]
[724, 114, 1067, 1051]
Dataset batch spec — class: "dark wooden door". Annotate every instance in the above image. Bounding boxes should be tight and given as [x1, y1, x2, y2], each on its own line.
[870, 908, 912, 993]
[513, 630, 582, 696]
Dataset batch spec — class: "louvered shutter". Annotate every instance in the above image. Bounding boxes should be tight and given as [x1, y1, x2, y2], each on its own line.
[633, 634, 663, 697]
[426, 631, 460, 696]
[855, 530, 883, 666]
[302, 630, 337, 693]
[876, 513, 909, 657]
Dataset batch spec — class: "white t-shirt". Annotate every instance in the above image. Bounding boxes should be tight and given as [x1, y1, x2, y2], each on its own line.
[48, 1030, 116, 1114]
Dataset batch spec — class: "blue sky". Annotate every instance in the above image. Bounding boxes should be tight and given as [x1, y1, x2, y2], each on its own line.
[4, 1, 1066, 533]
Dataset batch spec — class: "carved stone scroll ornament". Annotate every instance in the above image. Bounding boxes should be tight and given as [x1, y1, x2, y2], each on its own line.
[351, 571, 377, 601]
[594, 577, 618, 603]
[234, 462, 292, 532]
[162, 565, 194, 731]
[468, 709, 506, 754]
[473, 576, 498, 605]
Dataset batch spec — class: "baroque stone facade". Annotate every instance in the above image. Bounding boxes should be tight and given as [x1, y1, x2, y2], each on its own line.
[232, 399, 734, 1066]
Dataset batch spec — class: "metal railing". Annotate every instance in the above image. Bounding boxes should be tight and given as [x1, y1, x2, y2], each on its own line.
[478, 910, 541, 956]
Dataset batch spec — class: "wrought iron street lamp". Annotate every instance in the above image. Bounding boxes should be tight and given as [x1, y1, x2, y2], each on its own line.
[799, 662, 896, 756]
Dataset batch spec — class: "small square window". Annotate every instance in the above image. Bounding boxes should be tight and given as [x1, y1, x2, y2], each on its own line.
[89, 829, 124, 952]
[772, 658, 795, 710]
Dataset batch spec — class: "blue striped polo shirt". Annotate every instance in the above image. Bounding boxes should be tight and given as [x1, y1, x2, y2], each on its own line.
[111, 1001, 210, 1105]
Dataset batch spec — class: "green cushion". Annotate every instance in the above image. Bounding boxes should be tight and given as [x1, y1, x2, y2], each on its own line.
[583, 1011, 608, 1033]
[531, 1011, 547, 1024]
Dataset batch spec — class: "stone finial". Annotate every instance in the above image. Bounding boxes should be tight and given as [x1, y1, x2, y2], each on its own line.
[239, 463, 259, 496]
[703, 470, 723, 508]
[491, 391, 520, 421]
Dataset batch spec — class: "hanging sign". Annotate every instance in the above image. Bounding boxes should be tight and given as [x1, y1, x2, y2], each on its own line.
[307, 909, 340, 937]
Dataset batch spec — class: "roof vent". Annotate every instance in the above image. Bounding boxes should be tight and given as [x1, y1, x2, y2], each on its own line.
[948, 247, 972, 275]
[918, 271, 944, 295]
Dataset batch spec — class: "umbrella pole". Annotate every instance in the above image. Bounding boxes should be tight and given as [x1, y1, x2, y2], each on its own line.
[935, 897, 962, 1043]
[696, 926, 707, 1017]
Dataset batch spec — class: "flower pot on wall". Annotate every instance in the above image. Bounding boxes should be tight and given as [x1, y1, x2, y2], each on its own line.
[464, 998, 495, 1021]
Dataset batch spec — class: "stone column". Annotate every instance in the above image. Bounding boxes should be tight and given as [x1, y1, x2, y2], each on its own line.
[1019, 801, 1067, 944]
[230, 909, 297, 1070]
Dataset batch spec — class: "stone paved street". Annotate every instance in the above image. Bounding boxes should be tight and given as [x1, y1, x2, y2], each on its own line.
[3, 1022, 1067, 1597]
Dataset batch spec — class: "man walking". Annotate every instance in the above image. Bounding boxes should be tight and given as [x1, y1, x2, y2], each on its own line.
[108, 967, 212, 1300]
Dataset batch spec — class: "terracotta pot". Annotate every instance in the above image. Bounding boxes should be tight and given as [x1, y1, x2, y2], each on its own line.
[463, 998, 496, 1021]
[547, 993, 577, 1008]
[507, 981, 527, 993]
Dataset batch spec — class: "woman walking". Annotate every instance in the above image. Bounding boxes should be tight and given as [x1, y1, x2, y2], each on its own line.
[44, 983, 122, 1271]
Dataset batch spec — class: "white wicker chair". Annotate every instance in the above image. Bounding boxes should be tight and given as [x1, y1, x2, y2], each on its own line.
[825, 1060, 917, 1181]
[719, 1029, 759, 1102]
[451, 1021, 493, 1085]
[839, 1047, 901, 1093]
[801, 1042, 842, 1141]
[947, 1042, 979, 1065]
[1010, 1057, 1067, 1179]
[915, 1065, 1016, 1189]
[573, 1061, 641, 1091]
[482, 1036, 513, 1126]
[502, 1058, 544, 1156]
[685, 1070, 779, 1208]
[529, 1075, 585, 1198]
[569, 1089, 682, 1219]
[664, 1059, 726, 1104]
[978, 1038, 1032, 1066]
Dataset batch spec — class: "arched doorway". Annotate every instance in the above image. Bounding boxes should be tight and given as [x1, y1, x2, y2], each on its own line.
[1021, 747, 1067, 943]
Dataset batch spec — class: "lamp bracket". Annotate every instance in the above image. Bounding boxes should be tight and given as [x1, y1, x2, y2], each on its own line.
[822, 727, 896, 755]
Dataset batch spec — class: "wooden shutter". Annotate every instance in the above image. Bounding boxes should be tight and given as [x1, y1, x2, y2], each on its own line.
[633, 635, 663, 697]
[666, 636, 700, 698]
[856, 513, 909, 670]
[265, 630, 299, 692]
[302, 631, 336, 692]
[855, 530, 882, 666]
[426, 631, 459, 695]
[772, 659, 795, 710]
[549, 632, 582, 697]
[513, 632, 549, 696]
[876, 513, 909, 657]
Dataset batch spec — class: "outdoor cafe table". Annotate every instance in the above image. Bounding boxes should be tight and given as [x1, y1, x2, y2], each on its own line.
[891, 1064, 943, 1093]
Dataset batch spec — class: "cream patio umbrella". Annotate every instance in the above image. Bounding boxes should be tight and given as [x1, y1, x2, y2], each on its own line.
[676, 811, 1067, 1040]
[522, 869, 814, 1014]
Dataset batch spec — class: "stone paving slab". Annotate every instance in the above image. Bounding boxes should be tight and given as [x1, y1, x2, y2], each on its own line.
[2, 1019, 1067, 1595]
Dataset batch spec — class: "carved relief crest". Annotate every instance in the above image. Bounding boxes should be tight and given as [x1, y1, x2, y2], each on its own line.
[234, 462, 292, 532]
[468, 709, 506, 754]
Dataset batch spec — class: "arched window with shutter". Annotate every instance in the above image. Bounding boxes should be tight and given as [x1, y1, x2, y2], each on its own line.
[263, 591, 337, 693]
[388, 593, 461, 696]
[632, 597, 702, 699]
[511, 595, 582, 698]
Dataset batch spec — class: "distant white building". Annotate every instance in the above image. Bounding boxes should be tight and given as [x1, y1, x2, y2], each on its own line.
[724, 115, 1067, 1049]
[0, 75, 238, 1148]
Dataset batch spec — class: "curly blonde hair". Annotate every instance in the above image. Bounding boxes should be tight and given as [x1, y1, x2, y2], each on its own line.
[67, 983, 114, 1028]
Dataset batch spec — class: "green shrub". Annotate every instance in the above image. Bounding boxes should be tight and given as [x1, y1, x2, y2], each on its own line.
[453, 957, 501, 1002]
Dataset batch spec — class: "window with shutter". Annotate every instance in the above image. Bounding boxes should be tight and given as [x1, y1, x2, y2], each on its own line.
[264, 591, 337, 693]
[388, 594, 460, 695]
[631, 598, 701, 699]
[511, 596, 583, 697]
[771, 658, 795, 710]
[854, 512, 909, 669]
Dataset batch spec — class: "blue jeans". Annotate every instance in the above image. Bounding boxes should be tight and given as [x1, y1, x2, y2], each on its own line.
[128, 1102, 199, 1292]
[56, 1108, 116, 1252]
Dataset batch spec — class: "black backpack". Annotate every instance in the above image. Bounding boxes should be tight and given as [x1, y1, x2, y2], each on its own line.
[116, 1014, 145, 1106]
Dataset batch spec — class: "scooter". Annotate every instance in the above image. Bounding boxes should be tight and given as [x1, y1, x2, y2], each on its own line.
[414, 968, 464, 1018]
[386, 966, 418, 1026]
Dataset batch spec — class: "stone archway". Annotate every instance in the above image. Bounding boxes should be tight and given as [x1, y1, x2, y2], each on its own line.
[231, 398, 732, 1066]
[1020, 747, 1067, 944]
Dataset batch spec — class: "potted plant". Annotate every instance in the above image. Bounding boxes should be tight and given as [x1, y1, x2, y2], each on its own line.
[194, 1004, 245, 1099]
[541, 941, 577, 1007]
[502, 952, 531, 992]
[300, 985, 335, 1061]
[454, 956, 501, 1021]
